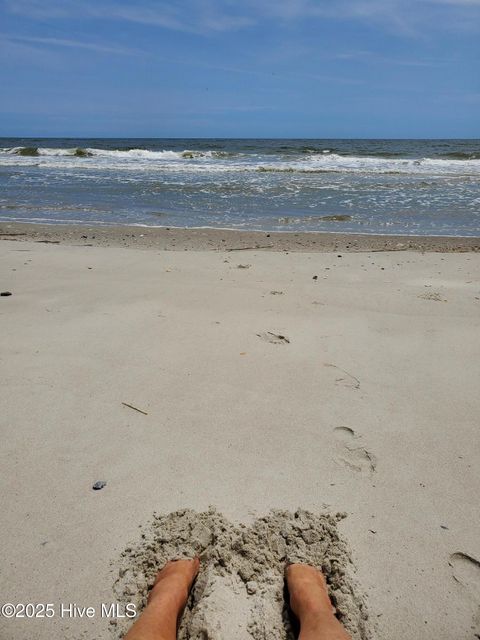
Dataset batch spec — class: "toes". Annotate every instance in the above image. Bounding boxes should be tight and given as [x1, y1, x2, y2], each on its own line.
[153, 558, 200, 588]
[191, 556, 201, 575]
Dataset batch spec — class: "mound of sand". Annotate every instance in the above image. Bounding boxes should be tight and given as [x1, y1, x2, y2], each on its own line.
[112, 508, 370, 639]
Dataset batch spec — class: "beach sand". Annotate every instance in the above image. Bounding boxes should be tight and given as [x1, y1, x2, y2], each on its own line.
[1, 224, 479, 639]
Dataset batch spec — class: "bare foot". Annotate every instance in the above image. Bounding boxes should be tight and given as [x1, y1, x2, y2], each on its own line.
[124, 558, 200, 640]
[286, 564, 352, 640]
[148, 558, 200, 613]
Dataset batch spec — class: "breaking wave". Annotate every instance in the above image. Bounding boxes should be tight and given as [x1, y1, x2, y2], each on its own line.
[2, 146, 233, 160]
[0, 147, 479, 177]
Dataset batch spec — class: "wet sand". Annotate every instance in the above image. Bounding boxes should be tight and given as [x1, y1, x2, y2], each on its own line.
[1, 221, 480, 253]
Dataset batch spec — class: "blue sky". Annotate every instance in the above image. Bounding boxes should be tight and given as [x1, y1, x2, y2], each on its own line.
[0, 0, 479, 137]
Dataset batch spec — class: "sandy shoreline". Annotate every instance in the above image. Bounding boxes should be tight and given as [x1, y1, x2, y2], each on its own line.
[1, 221, 480, 253]
[1, 236, 479, 639]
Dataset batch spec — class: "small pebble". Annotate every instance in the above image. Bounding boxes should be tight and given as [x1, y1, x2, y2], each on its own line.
[312, 275, 318, 280]
[92, 480, 107, 491]
[1, 291, 12, 296]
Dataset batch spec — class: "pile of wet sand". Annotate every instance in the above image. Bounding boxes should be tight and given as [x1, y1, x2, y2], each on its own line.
[112, 508, 370, 639]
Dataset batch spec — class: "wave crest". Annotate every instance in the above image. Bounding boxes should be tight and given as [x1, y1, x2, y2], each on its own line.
[3, 147, 235, 160]
[11, 146, 39, 156]
[1, 146, 479, 177]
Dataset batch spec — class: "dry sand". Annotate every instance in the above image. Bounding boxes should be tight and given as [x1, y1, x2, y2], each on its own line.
[1, 228, 480, 639]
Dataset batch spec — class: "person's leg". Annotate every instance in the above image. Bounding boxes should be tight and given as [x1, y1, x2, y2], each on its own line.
[124, 558, 199, 640]
[286, 564, 352, 640]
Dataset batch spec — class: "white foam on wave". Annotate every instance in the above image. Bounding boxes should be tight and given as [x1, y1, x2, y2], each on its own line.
[0, 147, 479, 177]
[3, 146, 75, 156]
[85, 148, 231, 160]
[0, 147, 231, 160]
[257, 153, 480, 176]
[87, 148, 184, 160]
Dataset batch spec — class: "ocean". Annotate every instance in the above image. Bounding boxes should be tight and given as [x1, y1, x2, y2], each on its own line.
[1, 138, 479, 236]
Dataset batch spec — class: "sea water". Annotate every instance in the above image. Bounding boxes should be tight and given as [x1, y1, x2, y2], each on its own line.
[1, 138, 479, 236]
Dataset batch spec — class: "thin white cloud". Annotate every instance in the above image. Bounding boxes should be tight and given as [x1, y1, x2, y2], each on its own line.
[245, 0, 480, 33]
[3, 0, 253, 35]
[108, 5, 252, 33]
[3, 0, 74, 20]
[0, 36, 60, 67]
[3, 0, 480, 35]
[2, 34, 142, 55]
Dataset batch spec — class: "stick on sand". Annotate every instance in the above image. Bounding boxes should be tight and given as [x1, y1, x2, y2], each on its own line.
[122, 402, 148, 415]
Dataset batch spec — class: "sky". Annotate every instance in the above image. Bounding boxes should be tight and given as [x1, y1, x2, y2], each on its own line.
[0, 0, 479, 138]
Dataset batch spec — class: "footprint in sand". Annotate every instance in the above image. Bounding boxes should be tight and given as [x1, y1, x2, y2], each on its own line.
[257, 331, 290, 344]
[450, 552, 480, 633]
[324, 363, 360, 389]
[450, 552, 480, 598]
[333, 426, 376, 474]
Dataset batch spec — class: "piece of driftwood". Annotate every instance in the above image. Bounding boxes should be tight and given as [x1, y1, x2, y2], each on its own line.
[357, 248, 408, 253]
[226, 244, 274, 252]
